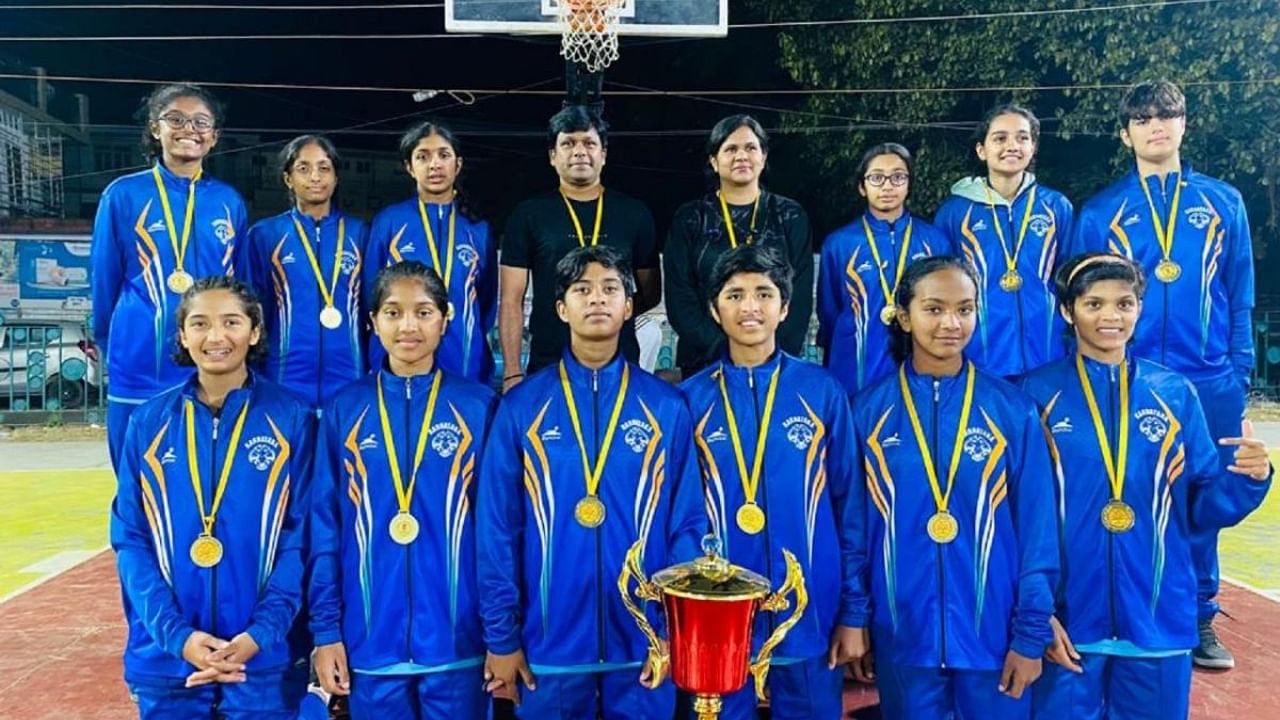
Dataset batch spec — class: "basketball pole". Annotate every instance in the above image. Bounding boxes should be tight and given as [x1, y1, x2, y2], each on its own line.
[564, 59, 605, 115]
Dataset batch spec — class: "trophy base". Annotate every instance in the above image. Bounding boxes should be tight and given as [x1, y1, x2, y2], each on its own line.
[693, 693, 723, 720]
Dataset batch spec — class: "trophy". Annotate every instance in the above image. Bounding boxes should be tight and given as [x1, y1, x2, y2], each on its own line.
[618, 535, 807, 719]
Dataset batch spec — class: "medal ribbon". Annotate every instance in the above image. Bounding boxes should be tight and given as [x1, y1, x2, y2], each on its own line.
[418, 197, 456, 289]
[984, 184, 1037, 277]
[718, 191, 761, 248]
[560, 189, 604, 247]
[291, 216, 346, 311]
[1076, 355, 1130, 503]
[1138, 173, 1183, 262]
[185, 398, 250, 538]
[152, 165, 203, 275]
[559, 361, 629, 500]
[716, 362, 782, 508]
[862, 216, 914, 307]
[899, 361, 975, 514]
[376, 371, 444, 514]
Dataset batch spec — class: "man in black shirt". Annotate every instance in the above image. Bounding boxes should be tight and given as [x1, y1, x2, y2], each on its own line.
[500, 106, 660, 391]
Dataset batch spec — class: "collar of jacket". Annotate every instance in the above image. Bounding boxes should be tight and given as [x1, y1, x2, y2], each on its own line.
[178, 369, 257, 411]
[861, 210, 914, 236]
[715, 347, 786, 385]
[288, 205, 343, 230]
[948, 173, 1037, 207]
[1077, 351, 1133, 385]
[413, 194, 457, 214]
[377, 360, 445, 396]
[901, 356, 970, 398]
[559, 345, 627, 386]
[1128, 162, 1195, 196]
[153, 161, 202, 192]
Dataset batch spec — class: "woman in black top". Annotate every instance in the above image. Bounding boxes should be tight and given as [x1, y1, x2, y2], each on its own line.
[663, 115, 814, 377]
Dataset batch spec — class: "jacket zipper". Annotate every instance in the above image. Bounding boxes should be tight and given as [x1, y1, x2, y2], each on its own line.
[592, 369, 606, 662]
[209, 411, 220, 637]
[750, 367, 777, 638]
[1006, 202, 1030, 374]
[1157, 177, 1170, 363]
[932, 379, 948, 668]
[315, 218, 327, 407]
[404, 376, 415, 662]
[1105, 365, 1119, 638]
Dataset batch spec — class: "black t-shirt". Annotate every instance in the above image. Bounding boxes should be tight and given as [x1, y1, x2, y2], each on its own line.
[501, 189, 658, 373]
[663, 190, 814, 375]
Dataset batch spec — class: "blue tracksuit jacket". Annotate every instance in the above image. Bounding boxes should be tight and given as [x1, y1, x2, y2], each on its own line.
[681, 351, 860, 662]
[308, 366, 497, 671]
[934, 175, 1074, 378]
[476, 350, 705, 671]
[845, 360, 1059, 670]
[1020, 355, 1270, 652]
[110, 372, 313, 685]
[364, 197, 498, 385]
[1068, 165, 1255, 386]
[817, 212, 951, 394]
[240, 208, 369, 409]
[91, 163, 248, 402]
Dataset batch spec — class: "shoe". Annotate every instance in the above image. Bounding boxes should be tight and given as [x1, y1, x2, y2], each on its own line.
[1192, 617, 1235, 670]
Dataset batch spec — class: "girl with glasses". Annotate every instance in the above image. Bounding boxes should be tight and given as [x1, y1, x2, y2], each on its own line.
[933, 104, 1075, 380]
[817, 143, 950, 395]
[91, 83, 249, 468]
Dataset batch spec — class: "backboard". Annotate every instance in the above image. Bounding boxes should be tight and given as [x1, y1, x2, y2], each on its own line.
[444, 0, 728, 38]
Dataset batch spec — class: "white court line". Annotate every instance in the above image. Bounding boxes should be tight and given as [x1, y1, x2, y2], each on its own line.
[1222, 575, 1280, 604]
[0, 546, 109, 605]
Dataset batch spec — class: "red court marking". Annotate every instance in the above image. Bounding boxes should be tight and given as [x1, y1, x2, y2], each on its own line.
[0, 551, 1275, 719]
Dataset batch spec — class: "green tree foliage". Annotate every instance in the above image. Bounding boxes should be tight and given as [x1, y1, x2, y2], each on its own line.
[749, 0, 1279, 252]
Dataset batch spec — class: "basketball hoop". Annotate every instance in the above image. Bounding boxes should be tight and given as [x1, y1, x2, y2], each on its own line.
[556, 0, 626, 72]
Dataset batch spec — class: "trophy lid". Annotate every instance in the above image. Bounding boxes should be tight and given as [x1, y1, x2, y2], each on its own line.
[650, 535, 772, 600]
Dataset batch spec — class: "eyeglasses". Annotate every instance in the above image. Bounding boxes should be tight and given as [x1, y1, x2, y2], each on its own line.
[158, 112, 216, 133]
[864, 172, 910, 188]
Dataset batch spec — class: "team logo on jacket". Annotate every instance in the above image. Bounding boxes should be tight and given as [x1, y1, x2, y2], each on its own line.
[622, 418, 654, 453]
[244, 435, 281, 471]
[212, 218, 234, 244]
[705, 426, 728, 444]
[856, 260, 874, 274]
[358, 433, 378, 451]
[457, 245, 479, 268]
[161, 447, 177, 465]
[341, 251, 359, 275]
[880, 432, 901, 449]
[1123, 214, 1141, 227]
[281, 252, 296, 265]
[1028, 214, 1052, 237]
[783, 415, 816, 450]
[541, 425, 562, 442]
[971, 219, 988, 231]
[430, 422, 461, 458]
[1185, 206, 1214, 230]
[398, 242, 416, 254]
[147, 220, 167, 234]
[1135, 408, 1170, 443]
[1051, 417, 1074, 434]
[963, 427, 996, 462]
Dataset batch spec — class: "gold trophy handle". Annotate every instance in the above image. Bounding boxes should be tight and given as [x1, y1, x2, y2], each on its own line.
[617, 540, 670, 689]
[748, 548, 808, 702]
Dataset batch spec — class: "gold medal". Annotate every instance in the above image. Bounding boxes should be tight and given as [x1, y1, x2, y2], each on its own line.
[575, 496, 607, 528]
[736, 502, 766, 534]
[999, 269, 1023, 292]
[389, 511, 420, 544]
[167, 269, 194, 294]
[189, 535, 224, 568]
[1100, 500, 1135, 533]
[927, 511, 959, 544]
[862, 217, 914, 327]
[319, 306, 343, 329]
[879, 305, 898, 325]
[1155, 259, 1182, 283]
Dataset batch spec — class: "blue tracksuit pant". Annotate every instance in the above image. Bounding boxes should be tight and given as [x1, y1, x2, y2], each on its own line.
[1190, 372, 1248, 620]
[876, 663, 1031, 720]
[1032, 653, 1192, 720]
[348, 667, 487, 720]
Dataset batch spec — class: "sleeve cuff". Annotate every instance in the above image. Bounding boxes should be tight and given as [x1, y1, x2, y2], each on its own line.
[164, 626, 197, 660]
[245, 623, 277, 654]
[486, 634, 522, 655]
[1009, 634, 1049, 660]
[312, 627, 343, 647]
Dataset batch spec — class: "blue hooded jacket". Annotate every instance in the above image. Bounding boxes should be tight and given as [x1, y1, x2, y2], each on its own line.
[817, 212, 950, 394]
[364, 197, 498, 385]
[680, 351, 860, 663]
[845, 361, 1059, 670]
[1068, 166, 1254, 386]
[934, 176, 1074, 378]
[91, 164, 248, 402]
[308, 366, 497, 672]
[240, 208, 369, 408]
[476, 350, 705, 672]
[110, 373, 313, 686]
[1020, 355, 1270, 653]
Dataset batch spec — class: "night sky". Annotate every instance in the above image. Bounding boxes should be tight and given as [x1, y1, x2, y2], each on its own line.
[2, 1, 808, 234]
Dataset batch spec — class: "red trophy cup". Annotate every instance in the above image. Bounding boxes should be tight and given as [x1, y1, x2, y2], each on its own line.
[618, 534, 808, 719]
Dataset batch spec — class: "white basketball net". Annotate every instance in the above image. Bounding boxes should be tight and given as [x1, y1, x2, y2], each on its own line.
[555, 0, 626, 72]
